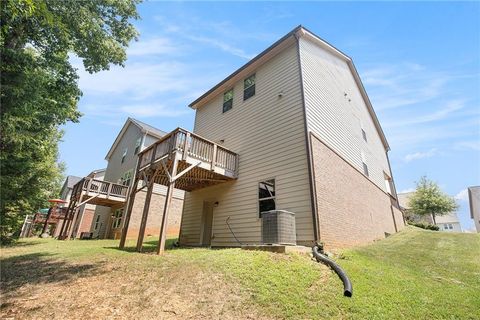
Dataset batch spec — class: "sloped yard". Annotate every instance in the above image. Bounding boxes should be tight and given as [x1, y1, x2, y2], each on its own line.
[1, 227, 479, 319]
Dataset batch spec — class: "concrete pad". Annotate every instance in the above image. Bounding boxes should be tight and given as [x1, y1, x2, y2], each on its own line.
[241, 244, 312, 254]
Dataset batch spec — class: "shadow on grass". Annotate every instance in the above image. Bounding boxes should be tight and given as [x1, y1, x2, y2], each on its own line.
[1, 239, 44, 248]
[104, 238, 182, 253]
[0, 252, 102, 295]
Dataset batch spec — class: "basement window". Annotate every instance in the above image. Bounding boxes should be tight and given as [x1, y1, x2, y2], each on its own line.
[223, 89, 233, 113]
[244, 74, 256, 101]
[259, 179, 275, 217]
[121, 148, 128, 164]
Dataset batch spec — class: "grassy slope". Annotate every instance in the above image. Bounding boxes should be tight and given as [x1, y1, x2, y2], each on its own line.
[1, 227, 479, 319]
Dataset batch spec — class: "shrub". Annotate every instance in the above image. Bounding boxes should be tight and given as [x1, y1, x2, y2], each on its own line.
[408, 221, 439, 231]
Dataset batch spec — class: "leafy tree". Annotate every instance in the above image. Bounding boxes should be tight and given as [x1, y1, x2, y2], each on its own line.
[1, 0, 140, 242]
[408, 176, 458, 225]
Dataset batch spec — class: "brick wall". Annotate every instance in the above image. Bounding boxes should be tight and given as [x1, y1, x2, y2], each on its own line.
[79, 209, 95, 235]
[311, 134, 402, 249]
[125, 189, 184, 239]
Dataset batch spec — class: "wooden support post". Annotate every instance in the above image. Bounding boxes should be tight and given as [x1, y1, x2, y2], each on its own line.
[59, 198, 76, 240]
[183, 132, 191, 160]
[211, 144, 217, 171]
[66, 207, 80, 240]
[157, 155, 179, 255]
[41, 205, 54, 235]
[107, 182, 113, 198]
[136, 174, 155, 252]
[119, 178, 139, 249]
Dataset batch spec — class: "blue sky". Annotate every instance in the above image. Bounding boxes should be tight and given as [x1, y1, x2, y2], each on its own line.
[60, 2, 480, 231]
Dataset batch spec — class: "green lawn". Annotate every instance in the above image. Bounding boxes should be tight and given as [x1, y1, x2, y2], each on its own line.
[1, 227, 479, 319]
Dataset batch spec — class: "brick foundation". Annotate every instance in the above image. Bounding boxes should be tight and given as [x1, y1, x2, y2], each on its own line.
[311, 134, 403, 249]
[124, 189, 184, 239]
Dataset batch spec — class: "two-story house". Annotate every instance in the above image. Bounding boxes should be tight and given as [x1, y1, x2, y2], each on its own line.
[122, 26, 404, 252]
[90, 118, 184, 240]
[61, 118, 184, 241]
[398, 191, 462, 232]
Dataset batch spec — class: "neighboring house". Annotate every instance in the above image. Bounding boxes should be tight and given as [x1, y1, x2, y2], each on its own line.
[54, 175, 82, 237]
[90, 118, 185, 240]
[468, 186, 480, 232]
[125, 26, 404, 250]
[69, 169, 106, 238]
[398, 192, 462, 232]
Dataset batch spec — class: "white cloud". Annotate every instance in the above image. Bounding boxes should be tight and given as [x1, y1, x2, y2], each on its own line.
[187, 35, 255, 60]
[399, 188, 415, 194]
[455, 140, 480, 151]
[455, 189, 469, 201]
[127, 37, 182, 56]
[384, 99, 465, 128]
[404, 148, 438, 162]
[76, 61, 193, 99]
[83, 103, 189, 118]
[120, 104, 189, 117]
[362, 63, 450, 110]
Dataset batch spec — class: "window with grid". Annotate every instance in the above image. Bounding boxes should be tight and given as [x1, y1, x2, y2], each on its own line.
[112, 209, 124, 229]
[243, 74, 256, 100]
[259, 179, 275, 217]
[120, 170, 132, 186]
[223, 89, 233, 113]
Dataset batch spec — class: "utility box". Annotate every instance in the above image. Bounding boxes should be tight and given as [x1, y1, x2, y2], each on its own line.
[261, 210, 296, 245]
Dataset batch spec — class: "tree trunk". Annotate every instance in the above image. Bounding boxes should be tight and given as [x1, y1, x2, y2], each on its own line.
[431, 212, 436, 225]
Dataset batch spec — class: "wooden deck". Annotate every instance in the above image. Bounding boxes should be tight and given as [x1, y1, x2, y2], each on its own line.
[120, 128, 239, 254]
[58, 178, 128, 240]
[137, 128, 238, 191]
[71, 177, 128, 207]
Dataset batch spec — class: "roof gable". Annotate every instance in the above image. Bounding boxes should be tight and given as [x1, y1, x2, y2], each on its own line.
[105, 118, 166, 160]
[188, 25, 390, 150]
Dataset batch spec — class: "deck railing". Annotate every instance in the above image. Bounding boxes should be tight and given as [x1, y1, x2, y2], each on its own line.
[138, 128, 239, 175]
[73, 177, 129, 200]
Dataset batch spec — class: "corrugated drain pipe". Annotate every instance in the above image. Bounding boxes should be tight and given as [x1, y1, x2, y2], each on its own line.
[312, 244, 353, 297]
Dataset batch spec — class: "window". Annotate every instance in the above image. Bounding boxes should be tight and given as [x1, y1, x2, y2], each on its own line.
[384, 173, 393, 195]
[112, 209, 124, 229]
[259, 179, 275, 216]
[94, 215, 101, 230]
[362, 128, 367, 142]
[243, 74, 256, 100]
[134, 137, 142, 155]
[361, 151, 369, 177]
[223, 89, 233, 113]
[120, 170, 133, 187]
[121, 148, 128, 163]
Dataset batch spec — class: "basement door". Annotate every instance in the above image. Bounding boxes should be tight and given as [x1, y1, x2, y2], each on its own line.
[201, 201, 214, 246]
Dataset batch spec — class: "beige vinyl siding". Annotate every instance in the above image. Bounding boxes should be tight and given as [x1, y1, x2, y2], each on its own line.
[104, 123, 143, 182]
[299, 37, 391, 191]
[181, 42, 314, 246]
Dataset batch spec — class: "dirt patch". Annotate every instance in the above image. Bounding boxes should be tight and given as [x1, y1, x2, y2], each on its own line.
[1, 256, 271, 319]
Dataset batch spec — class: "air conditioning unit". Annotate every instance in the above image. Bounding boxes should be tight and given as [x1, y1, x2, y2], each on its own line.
[261, 210, 296, 245]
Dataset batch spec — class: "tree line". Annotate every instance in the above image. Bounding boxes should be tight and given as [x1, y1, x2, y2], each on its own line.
[1, 0, 141, 243]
